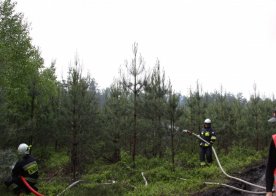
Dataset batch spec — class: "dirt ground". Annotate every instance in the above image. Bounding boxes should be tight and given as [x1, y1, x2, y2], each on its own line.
[191, 160, 267, 196]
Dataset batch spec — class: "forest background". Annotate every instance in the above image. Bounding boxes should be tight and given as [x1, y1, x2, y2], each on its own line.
[0, 0, 274, 195]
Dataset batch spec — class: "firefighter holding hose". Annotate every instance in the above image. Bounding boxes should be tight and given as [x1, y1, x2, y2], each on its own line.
[4, 143, 39, 195]
[199, 118, 217, 166]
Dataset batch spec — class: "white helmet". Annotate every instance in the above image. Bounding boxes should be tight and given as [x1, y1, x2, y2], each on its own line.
[204, 118, 211, 124]
[17, 143, 30, 155]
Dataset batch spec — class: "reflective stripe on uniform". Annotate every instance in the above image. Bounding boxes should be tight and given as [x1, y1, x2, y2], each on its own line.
[200, 142, 210, 147]
[23, 161, 38, 175]
[211, 136, 216, 140]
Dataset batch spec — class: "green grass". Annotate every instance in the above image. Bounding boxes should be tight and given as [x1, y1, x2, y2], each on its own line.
[0, 146, 267, 195]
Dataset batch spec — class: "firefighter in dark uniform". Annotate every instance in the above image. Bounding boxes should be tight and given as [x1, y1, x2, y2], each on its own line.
[199, 118, 217, 166]
[265, 110, 276, 196]
[4, 143, 39, 195]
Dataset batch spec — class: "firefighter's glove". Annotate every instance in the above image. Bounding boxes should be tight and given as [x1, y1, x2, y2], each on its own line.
[183, 130, 192, 135]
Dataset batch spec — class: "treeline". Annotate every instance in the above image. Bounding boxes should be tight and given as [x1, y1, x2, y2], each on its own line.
[1, 0, 275, 180]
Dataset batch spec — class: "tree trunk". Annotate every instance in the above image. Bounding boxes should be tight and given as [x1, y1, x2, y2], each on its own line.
[71, 103, 78, 180]
[170, 120, 175, 171]
[112, 134, 121, 163]
[132, 78, 137, 167]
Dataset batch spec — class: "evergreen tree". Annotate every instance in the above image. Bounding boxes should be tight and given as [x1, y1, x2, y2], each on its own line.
[64, 58, 99, 179]
[167, 84, 183, 171]
[101, 82, 131, 162]
[120, 42, 147, 166]
[143, 60, 168, 157]
[0, 0, 43, 146]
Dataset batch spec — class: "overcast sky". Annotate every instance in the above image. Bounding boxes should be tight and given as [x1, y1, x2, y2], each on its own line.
[15, 0, 276, 99]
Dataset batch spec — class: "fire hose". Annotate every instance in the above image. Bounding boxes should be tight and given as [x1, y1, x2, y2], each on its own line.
[182, 129, 268, 194]
[20, 176, 44, 196]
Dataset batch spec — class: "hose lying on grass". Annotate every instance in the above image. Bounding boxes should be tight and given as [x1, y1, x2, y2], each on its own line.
[56, 180, 85, 196]
[55, 179, 133, 196]
[182, 130, 267, 193]
[204, 181, 266, 195]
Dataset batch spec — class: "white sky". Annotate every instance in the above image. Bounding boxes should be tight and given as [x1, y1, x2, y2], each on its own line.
[15, 0, 276, 100]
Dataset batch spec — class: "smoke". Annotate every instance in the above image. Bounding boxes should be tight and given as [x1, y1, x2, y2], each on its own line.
[0, 149, 17, 180]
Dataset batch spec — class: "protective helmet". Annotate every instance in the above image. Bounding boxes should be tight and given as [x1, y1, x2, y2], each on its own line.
[204, 118, 211, 124]
[268, 110, 276, 123]
[17, 143, 30, 155]
[203, 118, 211, 128]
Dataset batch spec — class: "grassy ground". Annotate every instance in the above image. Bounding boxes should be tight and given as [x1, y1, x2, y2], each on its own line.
[0, 146, 267, 195]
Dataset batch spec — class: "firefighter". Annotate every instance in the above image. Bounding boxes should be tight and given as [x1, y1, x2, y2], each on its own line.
[4, 143, 39, 195]
[199, 118, 217, 166]
[265, 110, 276, 196]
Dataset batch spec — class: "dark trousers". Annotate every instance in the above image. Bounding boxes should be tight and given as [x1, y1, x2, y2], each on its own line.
[4, 176, 37, 195]
[200, 146, 213, 163]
